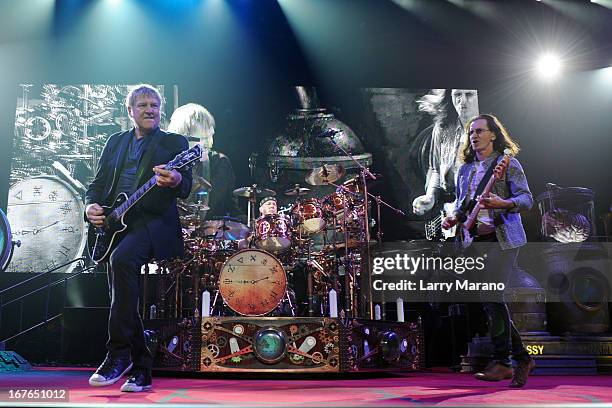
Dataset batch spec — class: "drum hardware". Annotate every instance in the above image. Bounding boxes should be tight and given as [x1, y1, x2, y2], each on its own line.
[233, 184, 276, 228]
[284, 184, 311, 196]
[305, 163, 346, 186]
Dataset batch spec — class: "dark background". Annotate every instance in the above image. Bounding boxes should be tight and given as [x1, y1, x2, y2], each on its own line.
[1, 0, 611, 235]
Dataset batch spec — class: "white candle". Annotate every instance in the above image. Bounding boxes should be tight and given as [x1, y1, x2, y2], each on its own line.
[202, 290, 210, 317]
[374, 304, 381, 320]
[396, 298, 404, 322]
[329, 289, 338, 318]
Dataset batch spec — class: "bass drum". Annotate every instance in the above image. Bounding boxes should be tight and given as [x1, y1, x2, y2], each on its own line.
[0, 209, 15, 272]
[218, 249, 287, 316]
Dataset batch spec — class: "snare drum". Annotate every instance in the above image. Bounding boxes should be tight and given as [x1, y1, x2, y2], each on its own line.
[254, 214, 292, 253]
[291, 198, 326, 235]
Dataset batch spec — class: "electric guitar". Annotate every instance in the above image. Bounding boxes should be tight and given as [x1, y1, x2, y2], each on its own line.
[425, 201, 456, 241]
[87, 144, 202, 264]
[458, 149, 513, 248]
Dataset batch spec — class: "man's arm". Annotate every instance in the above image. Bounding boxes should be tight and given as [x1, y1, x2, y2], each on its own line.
[505, 158, 533, 213]
[85, 134, 116, 207]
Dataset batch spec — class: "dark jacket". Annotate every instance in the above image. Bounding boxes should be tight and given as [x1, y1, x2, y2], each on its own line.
[85, 128, 193, 260]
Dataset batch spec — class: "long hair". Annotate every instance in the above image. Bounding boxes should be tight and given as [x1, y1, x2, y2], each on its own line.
[460, 113, 521, 163]
[416, 89, 458, 129]
[168, 103, 215, 149]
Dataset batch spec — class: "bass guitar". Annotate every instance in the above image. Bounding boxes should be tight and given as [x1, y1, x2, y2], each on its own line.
[87, 144, 202, 264]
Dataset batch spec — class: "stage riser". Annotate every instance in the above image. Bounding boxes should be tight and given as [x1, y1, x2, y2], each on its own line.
[461, 334, 612, 375]
[148, 317, 424, 373]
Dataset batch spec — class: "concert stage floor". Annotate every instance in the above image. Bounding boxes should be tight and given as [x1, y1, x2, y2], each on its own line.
[1, 367, 612, 406]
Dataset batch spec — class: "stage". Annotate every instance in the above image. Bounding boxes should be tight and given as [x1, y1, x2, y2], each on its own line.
[1, 367, 611, 406]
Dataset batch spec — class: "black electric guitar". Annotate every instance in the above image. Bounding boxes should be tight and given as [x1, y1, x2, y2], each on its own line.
[87, 144, 202, 264]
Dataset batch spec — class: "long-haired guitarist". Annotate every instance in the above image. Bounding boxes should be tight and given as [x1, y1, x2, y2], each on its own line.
[441, 114, 535, 388]
[85, 84, 193, 392]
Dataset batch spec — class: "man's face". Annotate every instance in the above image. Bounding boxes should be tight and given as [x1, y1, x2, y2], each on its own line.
[451, 89, 479, 123]
[260, 200, 277, 216]
[469, 118, 495, 153]
[128, 95, 161, 134]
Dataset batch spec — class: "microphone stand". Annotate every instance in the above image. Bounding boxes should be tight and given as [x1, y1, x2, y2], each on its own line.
[321, 134, 401, 319]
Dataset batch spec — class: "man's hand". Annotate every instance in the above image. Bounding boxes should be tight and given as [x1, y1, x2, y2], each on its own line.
[478, 193, 514, 210]
[441, 215, 457, 230]
[412, 194, 435, 215]
[153, 165, 182, 188]
[86, 203, 105, 227]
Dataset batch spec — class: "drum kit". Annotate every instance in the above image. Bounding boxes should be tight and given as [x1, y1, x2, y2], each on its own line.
[154, 161, 404, 321]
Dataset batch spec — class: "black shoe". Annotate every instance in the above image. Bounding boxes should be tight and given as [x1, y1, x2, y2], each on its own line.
[510, 358, 536, 388]
[89, 355, 133, 387]
[120, 368, 152, 392]
[474, 361, 513, 382]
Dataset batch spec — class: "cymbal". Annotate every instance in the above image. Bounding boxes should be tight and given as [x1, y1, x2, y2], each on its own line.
[184, 203, 210, 213]
[342, 173, 383, 191]
[210, 215, 242, 222]
[284, 184, 311, 196]
[233, 185, 276, 198]
[305, 164, 345, 186]
[193, 219, 250, 240]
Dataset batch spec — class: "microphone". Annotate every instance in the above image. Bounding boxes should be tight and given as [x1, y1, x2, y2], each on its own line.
[316, 128, 340, 138]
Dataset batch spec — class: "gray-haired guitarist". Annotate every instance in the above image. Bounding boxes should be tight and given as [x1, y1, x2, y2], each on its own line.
[85, 85, 193, 393]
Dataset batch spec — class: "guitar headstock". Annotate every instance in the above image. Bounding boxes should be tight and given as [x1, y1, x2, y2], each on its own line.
[494, 148, 514, 180]
[166, 144, 202, 172]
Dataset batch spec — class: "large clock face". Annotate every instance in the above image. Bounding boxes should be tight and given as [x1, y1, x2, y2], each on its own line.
[219, 249, 287, 316]
[7, 175, 87, 273]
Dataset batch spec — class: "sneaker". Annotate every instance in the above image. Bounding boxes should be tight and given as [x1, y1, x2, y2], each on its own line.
[474, 361, 513, 382]
[89, 355, 133, 387]
[510, 358, 536, 388]
[120, 368, 152, 392]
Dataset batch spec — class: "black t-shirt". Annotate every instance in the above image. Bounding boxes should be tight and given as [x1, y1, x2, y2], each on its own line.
[116, 134, 151, 195]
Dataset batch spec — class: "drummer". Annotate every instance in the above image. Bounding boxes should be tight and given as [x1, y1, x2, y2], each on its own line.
[259, 196, 278, 217]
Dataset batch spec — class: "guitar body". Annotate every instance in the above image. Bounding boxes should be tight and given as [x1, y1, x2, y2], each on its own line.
[457, 149, 513, 249]
[425, 201, 456, 241]
[87, 193, 129, 264]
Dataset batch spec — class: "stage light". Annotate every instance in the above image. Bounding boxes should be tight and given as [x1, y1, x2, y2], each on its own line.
[535, 53, 562, 81]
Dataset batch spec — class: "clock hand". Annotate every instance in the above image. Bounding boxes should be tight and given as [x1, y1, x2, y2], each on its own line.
[32, 220, 60, 235]
[250, 276, 270, 284]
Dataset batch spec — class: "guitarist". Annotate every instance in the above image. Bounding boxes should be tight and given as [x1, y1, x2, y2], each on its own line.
[442, 114, 535, 388]
[85, 85, 192, 392]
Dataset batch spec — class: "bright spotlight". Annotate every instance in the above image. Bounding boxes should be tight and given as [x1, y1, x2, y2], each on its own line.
[535, 54, 562, 81]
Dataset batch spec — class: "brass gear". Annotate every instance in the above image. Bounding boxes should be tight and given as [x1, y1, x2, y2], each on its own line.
[311, 352, 324, 364]
[318, 331, 333, 344]
[207, 344, 220, 358]
[216, 336, 227, 348]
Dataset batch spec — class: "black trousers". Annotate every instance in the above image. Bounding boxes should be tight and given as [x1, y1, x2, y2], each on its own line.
[106, 225, 154, 370]
[468, 234, 530, 366]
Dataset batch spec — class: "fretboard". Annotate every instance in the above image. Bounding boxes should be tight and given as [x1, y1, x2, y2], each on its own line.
[111, 176, 158, 219]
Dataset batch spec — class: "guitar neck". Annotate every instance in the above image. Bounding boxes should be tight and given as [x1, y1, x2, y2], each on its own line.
[464, 173, 497, 231]
[111, 176, 158, 219]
